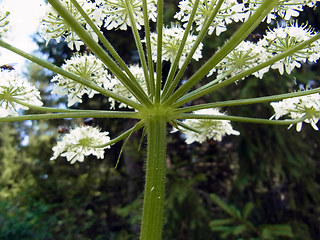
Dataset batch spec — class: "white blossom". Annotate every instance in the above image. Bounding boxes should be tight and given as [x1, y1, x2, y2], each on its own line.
[39, 0, 105, 50]
[97, 0, 157, 30]
[270, 92, 320, 131]
[107, 65, 149, 109]
[175, 108, 240, 144]
[0, 70, 43, 116]
[149, 25, 203, 67]
[51, 54, 111, 107]
[51, 125, 111, 164]
[258, 23, 320, 75]
[208, 41, 270, 79]
[175, 0, 249, 36]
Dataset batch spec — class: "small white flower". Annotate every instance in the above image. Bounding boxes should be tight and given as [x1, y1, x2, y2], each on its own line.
[258, 23, 320, 75]
[149, 25, 203, 67]
[208, 41, 269, 79]
[51, 54, 111, 107]
[39, 0, 105, 50]
[270, 92, 320, 131]
[0, 70, 43, 116]
[0, 4, 10, 38]
[51, 125, 111, 164]
[107, 65, 149, 108]
[98, 0, 157, 30]
[176, 108, 240, 144]
[175, 0, 248, 36]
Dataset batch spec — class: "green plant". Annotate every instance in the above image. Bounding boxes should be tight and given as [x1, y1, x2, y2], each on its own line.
[1, 0, 320, 239]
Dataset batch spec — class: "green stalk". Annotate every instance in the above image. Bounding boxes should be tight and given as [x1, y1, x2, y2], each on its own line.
[47, 0, 152, 107]
[0, 39, 142, 110]
[93, 120, 145, 148]
[177, 113, 308, 125]
[174, 87, 320, 113]
[155, 0, 163, 103]
[142, 0, 156, 96]
[124, 0, 152, 95]
[163, 0, 278, 106]
[0, 111, 140, 122]
[69, 0, 144, 93]
[12, 98, 99, 113]
[140, 117, 167, 240]
[172, 33, 320, 108]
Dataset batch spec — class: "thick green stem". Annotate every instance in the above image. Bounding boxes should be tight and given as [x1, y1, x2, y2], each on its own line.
[140, 117, 167, 240]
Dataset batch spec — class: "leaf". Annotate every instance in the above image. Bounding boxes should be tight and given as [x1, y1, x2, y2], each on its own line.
[209, 218, 234, 227]
[232, 224, 247, 235]
[243, 202, 254, 219]
[262, 224, 294, 238]
[261, 228, 272, 239]
[210, 225, 233, 232]
[210, 193, 239, 217]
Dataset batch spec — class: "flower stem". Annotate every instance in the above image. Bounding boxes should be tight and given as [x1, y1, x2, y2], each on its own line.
[174, 87, 320, 113]
[124, 0, 152, 96]
[177, 113, 308, 125]
[140, 117, 167, 240]
[0, 111, 140, 122]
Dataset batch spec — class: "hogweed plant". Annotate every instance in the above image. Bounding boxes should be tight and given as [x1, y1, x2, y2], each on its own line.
[1, 0, 320, 238]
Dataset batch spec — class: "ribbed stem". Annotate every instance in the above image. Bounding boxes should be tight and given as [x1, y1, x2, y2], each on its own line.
[140, 117, 167, 240]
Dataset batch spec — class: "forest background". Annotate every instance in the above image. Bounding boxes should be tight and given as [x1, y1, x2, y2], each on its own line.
[0, 1, 320, 239]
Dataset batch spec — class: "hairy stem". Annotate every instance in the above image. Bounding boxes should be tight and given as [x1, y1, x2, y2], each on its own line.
[140, 117, 167, 240]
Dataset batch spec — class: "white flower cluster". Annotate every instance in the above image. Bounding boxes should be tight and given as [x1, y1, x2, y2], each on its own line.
[0, 4, 10, 38]
[51, 54, 111, 107]
[0, 70, 43, 117]
[39, 0, 105, 50]
[176, 108, 240, 144]
[258, 24, 320, 75]
[149, 25, 203, 67]
[97, 0, 157, 30]
[270, 93, 320, 131]
[208, 41, 269, 79]
[175, 0, 249, 36]
[51, 125, 111, 164]
[108, 64, 149, 109]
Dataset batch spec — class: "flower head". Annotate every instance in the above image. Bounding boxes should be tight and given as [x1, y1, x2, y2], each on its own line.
[176, 108, 240, 144]
[270, 92, 320, 131]
[258, 23, 320, 75]
[0, 70, 43, 116]
[50, 125, 111, 164]
[149, 25, 203, 67]
[107, 65, 149, 108]
[98, 0, 157, 30]
[51, 53, 111, 107]
[208, 41, 269, 79]
[175, 0, 249, 35]
[39, 0, 105, 50]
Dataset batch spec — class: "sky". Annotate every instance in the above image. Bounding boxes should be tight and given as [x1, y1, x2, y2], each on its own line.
[0, 0, 44, 72]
